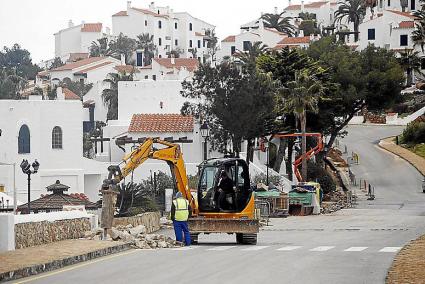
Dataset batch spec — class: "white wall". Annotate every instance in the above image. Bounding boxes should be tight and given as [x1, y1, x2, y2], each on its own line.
[54, 25, 82, 58]
[118, 80, 190, 122]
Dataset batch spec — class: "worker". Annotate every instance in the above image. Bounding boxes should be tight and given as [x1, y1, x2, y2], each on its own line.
[171, 192, 191, 246]
[216, 170, 235, 211]
[422, 177, 425, 193]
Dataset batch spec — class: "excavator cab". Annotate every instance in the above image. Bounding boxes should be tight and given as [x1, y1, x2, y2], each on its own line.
[197, 158, 252, 213]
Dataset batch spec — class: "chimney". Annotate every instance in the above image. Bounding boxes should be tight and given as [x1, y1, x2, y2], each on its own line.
[288, 0, 292, 7]
[301, 0, 305, 12]
[81, 20, 85, 25]
[274, 6, 278, 14]
[56, 87, 65, 100]
[299, 30, 304, 37]
[68, 20, 74, 28]
[127, 1, 131, 10]
[149, 2, 155, 9]
[120, 54, 126, 65]
[105, 27, 111, 35]
[171, 56, 175, 65]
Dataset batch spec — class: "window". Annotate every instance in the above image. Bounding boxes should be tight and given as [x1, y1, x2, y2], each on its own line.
[368, 29, 375, 40]
[18, 124, 30, 154]
[152, 75, 157, 81]
[387, 0, 390, 6]
[421, 58, 425, 69]
[400, 34, 408, 46]
[157, 10, 160, 14]
[198, 40, 201, 48]
[136, 52, 143, 66]
[175, 39, 178, 46]
[175, 22, 178, 29]
[411, 0, 416, 10]
[145, 20, 148, 26]
[198, 57, 201, 61]
[145, 75, 149, 79]
[203, 41, 205, 48]
[52, 126, 63, 149]
[158, 20, 162, 29]
[159, 38, 162, 46]
[231, 46, 236, 55]
[189, 23, 193, 31]
[243, 41, 251, 51]
[189, 40, 193, 48]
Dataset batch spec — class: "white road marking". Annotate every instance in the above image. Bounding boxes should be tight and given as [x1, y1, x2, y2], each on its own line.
[172, 246, 199, 251]
[207, 246, 237, 251]
[379, 247, 402, 252]
[344, 247, 368, 252]
[241, 246, 270, 251]
[277, 246, 303, 251]
[310, 246, 335, 252]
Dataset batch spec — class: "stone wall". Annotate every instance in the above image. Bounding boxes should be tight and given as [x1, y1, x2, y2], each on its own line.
[112, 212, 160, 233]
[15, 218, 91, 249]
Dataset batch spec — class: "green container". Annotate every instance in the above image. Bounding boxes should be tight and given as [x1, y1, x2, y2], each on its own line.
[288, 191, 313, 205]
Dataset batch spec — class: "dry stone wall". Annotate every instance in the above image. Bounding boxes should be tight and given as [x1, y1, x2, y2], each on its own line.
[15, 218, 91, 249]
[112, 212, 160, 233]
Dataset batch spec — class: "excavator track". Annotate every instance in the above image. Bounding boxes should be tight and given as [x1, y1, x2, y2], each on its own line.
[236, 233, 257, 245]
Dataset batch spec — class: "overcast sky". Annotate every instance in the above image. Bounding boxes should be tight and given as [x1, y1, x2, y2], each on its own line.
[0, 0, 296, 63]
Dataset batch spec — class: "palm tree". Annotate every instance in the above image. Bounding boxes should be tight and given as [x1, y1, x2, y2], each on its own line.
[109, 33, 137, 64]
[412, 10, 425, 52]
[280, 68, 326, 180]
[261, 12, 296, 37]
[89, 37, 110, 57]
[397, 49, 424, 86]
[235, 41, 268, 66]
[334, 0, 366, 42]
[136, 33, 157, 66]
[102, 72, 134, 120]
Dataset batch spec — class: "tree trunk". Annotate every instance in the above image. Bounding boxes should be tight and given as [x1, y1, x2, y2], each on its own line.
[407, 68, 413, 86]
[354, 22, 359, 42]
[286, 138, 294, 181]
[246, 139, 254, 165]
[273, 138, 286, 173]
[301, 110, 307, 181]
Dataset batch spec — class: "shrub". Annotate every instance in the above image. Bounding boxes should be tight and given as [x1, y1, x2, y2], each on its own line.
[401, 122, 425, 144]
[252, 173, 281, 186]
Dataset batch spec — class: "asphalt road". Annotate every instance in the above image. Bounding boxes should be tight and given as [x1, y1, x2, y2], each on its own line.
[13, 125, 425, 284]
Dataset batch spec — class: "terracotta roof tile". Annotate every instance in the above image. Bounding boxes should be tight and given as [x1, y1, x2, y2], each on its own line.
[387, 10, 416, 19]
[129, 114, 194, 133]
[37, 70, 49, 77]
[74, 61, 113, 74]
[51, 57, 105, 71]
[397, 21, 415, 29]
[273, 44, 301, 50]
[265, 28, 287, 36]
[285, 1, 327, 10]
[154, 58, 199, 72]
[132, 7, 169, 18]
[195, 32, 205, 36]
[18, 192, 98, 211]
[63, 88, 80, 100]
[114, 65, 140, 73]
[68, 53, 89, 62]
[278, 36, 311, 44]
[81, 23, 102, 33]
[113, 10, 128, 16]
[222, 35, 236, 42]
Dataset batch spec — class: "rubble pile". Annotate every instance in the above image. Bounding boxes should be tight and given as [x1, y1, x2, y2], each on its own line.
[84, 224, 182, 249]
[321, 190, 351, 214]
[160, 216, 173, 229]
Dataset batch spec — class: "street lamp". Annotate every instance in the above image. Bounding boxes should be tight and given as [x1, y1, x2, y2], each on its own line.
[20, 159, 40, 214]
[200, 122, 210, 161]
[264, 139, 269, 186]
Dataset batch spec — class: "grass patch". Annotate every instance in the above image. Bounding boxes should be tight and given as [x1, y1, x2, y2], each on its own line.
[404, 143, 425, 159]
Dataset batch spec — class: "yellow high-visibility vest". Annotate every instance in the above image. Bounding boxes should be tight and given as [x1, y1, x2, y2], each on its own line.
[173, 197, 189, 221]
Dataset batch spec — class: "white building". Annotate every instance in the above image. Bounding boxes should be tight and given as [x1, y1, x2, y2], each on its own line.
[284, 0, 338, 28]
[358, 10, 416, 51]
[112, 1, 215, 63]
[136, 58, 198, 80]
[218, 22, 287, 61]
[54, 21, 108, 60]
[0, 95, 107, 204]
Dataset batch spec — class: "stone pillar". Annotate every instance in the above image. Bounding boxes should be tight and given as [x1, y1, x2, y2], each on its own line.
[0, 214, 15, 252]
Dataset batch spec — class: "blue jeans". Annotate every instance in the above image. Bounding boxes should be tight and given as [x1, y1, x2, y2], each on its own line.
[173, 220, 191, 246]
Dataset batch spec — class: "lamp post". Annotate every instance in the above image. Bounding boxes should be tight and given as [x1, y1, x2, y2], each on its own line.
[200, 122, 210, 161]
[265, 139, 269, 186]
[20, 159, 40, 214]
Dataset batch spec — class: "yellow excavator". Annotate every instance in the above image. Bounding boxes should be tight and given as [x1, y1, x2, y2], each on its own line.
[102, 137, 259, 244]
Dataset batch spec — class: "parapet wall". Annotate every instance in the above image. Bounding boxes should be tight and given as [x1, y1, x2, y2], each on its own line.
[15, 218, 91, 249]
[113, 212, 160, 233]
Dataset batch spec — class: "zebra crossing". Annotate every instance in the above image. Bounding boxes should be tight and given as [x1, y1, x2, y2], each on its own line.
[170, 245, 402, 253]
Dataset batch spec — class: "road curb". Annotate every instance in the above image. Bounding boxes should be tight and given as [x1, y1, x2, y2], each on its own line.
[0, 243, 133, 282]
[378, 137, 425, 176]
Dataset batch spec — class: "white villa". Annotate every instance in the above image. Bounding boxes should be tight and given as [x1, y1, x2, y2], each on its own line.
[112, 1, 215, 64]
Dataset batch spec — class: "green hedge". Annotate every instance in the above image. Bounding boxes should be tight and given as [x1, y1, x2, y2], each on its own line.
[401, 122, 425, 145]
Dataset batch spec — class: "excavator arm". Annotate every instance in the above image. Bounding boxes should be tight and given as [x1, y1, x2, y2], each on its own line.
[102, 137, 196, 214]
